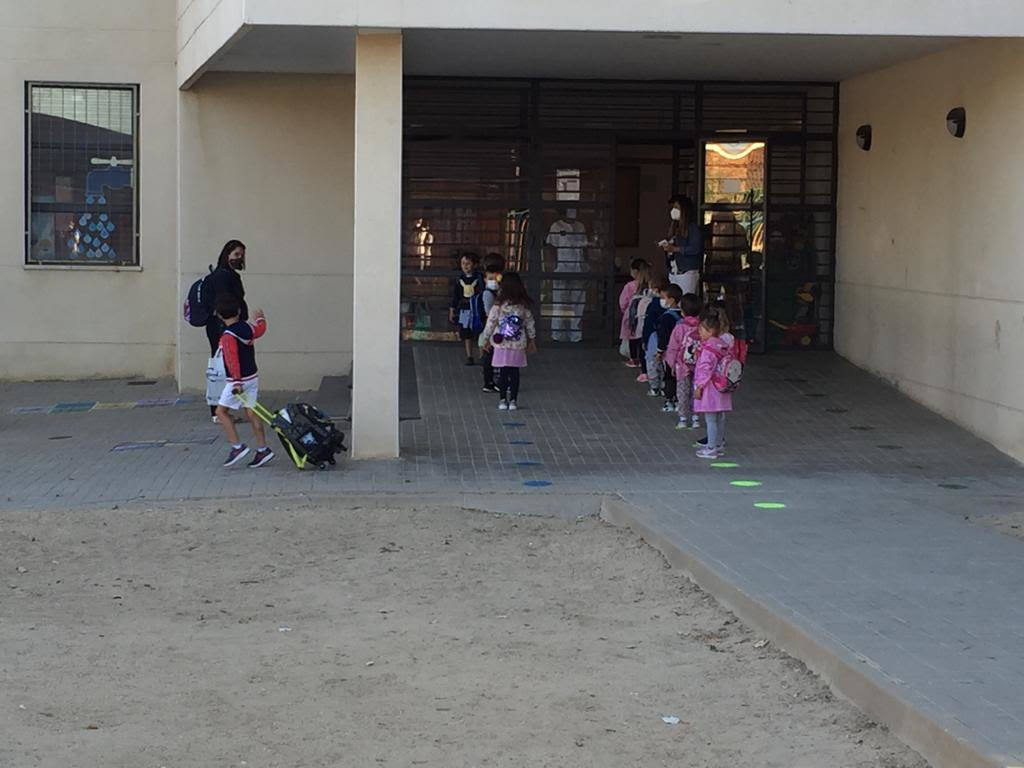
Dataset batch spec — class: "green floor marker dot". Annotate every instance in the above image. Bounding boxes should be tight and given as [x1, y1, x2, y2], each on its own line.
[754, 502, 787, 510]
[710, 462, 739, 469]
[730, 480, 763, 488]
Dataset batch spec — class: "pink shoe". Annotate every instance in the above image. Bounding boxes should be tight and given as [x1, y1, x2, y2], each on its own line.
[636, 373, 649, 383]
[624, 360, 640, 368]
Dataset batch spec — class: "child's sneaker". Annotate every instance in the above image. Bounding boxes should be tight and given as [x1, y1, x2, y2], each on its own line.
[661, 401, 676, 413]
[696, 447, 719, 460]
[482, 385, 499, 393]
[223, 444, 250, 467]
[693, 436, 708, 448]
[636, 373, 648, 383]
[624, 360, 639, 368]
[248, 448, 275, 468]
[647, 388, 662, 397]
[691, 415, 701, 429]
[508, 401, 518, 411]
[498, 400, 509, 411]
[674, 420, 688, 430]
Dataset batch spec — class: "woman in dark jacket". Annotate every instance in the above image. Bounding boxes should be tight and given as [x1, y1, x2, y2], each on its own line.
[205, 239, 248, 418]
[661, 195, 703, 296]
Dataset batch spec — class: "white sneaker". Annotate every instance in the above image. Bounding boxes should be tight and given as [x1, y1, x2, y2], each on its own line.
[212, 415, 219, 424]
[508, 401, 518, 411]
[498, 400, 509, 411]
[691, 415, 701, 429]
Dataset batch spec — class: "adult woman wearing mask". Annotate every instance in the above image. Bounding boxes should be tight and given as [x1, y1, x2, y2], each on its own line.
[204, 239, 248, 420]
[659, 195, 703, 296]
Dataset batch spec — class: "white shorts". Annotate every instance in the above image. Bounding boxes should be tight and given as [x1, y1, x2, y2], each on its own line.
[218, 377, 259, 410]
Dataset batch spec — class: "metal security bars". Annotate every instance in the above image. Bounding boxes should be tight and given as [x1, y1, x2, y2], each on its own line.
[25, 83, 139, 267]
[402, 78, 838, 349]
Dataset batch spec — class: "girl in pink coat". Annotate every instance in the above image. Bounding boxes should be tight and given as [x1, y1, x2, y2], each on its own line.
[618, 259, 649, 368]
[664, 293, 703, 431]
[693, 307, 734, 459]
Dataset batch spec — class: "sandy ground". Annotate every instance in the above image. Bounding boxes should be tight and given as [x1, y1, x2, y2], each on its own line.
[1, 501, 929, 768]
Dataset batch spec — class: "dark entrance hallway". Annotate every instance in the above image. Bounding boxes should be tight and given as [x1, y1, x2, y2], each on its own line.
[400, 78, 837, 352]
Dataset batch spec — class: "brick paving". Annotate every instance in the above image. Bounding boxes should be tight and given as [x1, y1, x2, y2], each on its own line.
[1, 346, 1022, 762]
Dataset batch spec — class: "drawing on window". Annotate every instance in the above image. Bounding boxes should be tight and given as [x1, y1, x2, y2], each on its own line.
[27, 84, 137, 265]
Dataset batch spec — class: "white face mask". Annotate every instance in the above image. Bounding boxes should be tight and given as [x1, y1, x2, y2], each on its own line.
[670, 208, 682, 221]
[486, 280, 498, 290]
[660, 298, 670, 309]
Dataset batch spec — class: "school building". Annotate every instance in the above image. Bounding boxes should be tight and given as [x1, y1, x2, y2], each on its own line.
[3, 1, 1023, 461]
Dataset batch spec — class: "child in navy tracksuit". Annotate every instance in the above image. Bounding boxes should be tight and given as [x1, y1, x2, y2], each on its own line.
[654, 284, 684, 413]
[214, 294, 273, 469]
[642, 279, 668, 396]
[449, 251, 484, 366]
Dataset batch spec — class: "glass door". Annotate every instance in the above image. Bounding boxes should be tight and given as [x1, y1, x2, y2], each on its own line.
[700, 140, 767, 353]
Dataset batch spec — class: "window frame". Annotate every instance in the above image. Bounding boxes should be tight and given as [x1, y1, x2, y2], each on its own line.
[24, 81, 141, 269]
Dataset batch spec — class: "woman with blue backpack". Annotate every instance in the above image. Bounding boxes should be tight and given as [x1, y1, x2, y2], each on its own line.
[184, 239, 248, 420]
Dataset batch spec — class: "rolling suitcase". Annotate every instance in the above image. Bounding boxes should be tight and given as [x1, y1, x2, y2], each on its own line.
[248, 400, 346, 470]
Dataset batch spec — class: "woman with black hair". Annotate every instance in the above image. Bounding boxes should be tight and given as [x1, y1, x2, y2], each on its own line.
[660, 195, 703, 296]
[204, 239, 248, 420]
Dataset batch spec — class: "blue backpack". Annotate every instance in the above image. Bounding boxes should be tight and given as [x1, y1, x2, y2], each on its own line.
[183, 267, 214, 327]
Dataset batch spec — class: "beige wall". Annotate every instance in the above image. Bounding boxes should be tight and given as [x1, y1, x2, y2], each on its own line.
[177, 72, 355, 392]
[0, 0, 178, 380]
[837, 39, 1024, 462]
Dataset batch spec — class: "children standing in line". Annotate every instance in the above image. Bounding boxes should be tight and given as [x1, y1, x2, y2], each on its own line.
[479, 254, 504, 393]
[449, 251, 484, 366]
[619, 258, 650, 369]
[693, 307, 734, 459]
[654, 284, 684, 413]
[481, 272, 537, 411]
[665, 292, 703, 430]
[641, 278, 668, 396]
[213, 294, 274, 468]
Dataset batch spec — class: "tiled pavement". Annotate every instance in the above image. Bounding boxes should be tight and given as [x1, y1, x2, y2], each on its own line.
[1, 346, 1022, 764]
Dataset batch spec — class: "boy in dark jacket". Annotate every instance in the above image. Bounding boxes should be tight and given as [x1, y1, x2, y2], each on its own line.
[642, 279, 668, 396]
[655, 284, 684, 413]
[449, 252, 484, 366]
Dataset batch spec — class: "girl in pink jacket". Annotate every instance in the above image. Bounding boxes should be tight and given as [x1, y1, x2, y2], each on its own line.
[693, 307, 734, 459]
[618, 259, 649, 368]
[664, 293, 703, 431]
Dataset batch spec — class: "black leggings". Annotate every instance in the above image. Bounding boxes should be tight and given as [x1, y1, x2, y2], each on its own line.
[629, 338, 643, 363]
[498, 367, 521, 401]
[206, 319, 223, 416]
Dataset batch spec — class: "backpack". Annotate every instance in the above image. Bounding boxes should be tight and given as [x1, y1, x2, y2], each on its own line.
[627, 294, 644, 334]
[680, 325, 701, 369]
[710, 337, 749, 393]
[492, 311, 524, 345]
[468, 292, 487, 334]
[632, 293, 654, 337]
[183, 268, 214, 327]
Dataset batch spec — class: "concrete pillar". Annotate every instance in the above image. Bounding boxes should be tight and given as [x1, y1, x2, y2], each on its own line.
[351, 31, 403, 459]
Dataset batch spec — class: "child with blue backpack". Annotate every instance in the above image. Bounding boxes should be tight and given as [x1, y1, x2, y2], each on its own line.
[479, 254, 504, 393]
[449, 251, 484, 366]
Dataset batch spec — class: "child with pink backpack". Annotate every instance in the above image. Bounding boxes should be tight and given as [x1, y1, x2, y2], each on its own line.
[664, 293, 702, 430]
[693, 307, 744, 459]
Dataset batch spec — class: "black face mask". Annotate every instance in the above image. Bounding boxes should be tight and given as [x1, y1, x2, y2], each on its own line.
[229, 258, 245, 271]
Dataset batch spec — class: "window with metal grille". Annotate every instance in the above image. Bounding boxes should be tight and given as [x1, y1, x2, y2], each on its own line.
[26, 83, 139, 266]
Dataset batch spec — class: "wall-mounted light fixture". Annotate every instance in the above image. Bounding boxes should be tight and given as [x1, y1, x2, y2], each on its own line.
[946, 107, 966, 138]
[855, 125, 872, 151]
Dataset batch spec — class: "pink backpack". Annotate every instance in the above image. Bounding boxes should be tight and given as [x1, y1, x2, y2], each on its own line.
[710, 337, 749, 393]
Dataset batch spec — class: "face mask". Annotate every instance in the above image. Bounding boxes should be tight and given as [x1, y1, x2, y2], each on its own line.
[229, 258, 245, 270]
[670, 208, 682, 221]
[486, 280, 499, 290]
[660, 298, 670, 309]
